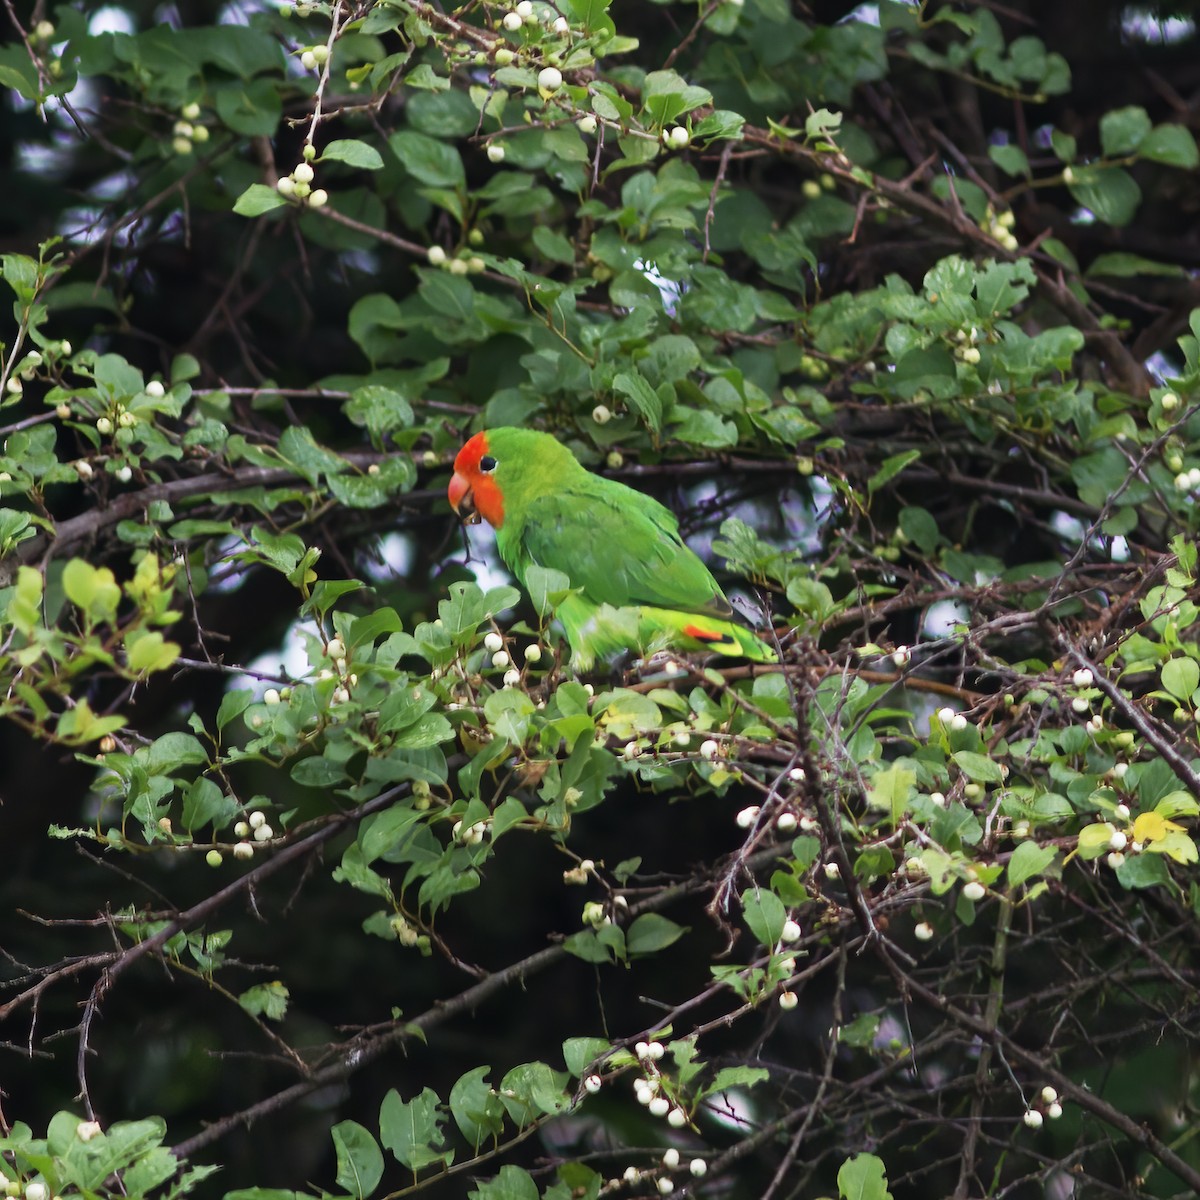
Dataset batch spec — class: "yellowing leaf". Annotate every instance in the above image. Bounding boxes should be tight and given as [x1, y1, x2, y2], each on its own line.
[1132, 811, 1184, 844]
[1145, 831, 1198, 864]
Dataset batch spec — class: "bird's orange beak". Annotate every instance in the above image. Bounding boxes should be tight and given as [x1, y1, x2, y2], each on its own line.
[448, 470, 480, 524]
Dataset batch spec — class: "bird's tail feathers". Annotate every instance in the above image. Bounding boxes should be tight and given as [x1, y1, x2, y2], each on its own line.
[642, 608, 777, 663]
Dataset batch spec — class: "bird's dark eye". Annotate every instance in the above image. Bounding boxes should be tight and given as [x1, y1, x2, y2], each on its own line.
[479, 454, 497, 473]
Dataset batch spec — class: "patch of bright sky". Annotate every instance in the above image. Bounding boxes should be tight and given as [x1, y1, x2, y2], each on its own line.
[1121, 6, 1196, 43]
[838, 2, 882, 26]
[340, 249, 382, 276]
[88, 6, 136, 34]
[923, 599, 968, 640]
[56, 207, 107, 245]
[703, 1088, 759, 1134]
[633, 260, 682, 315]
[244, 622, 314, 690]
[1049, 509, 1129, 563]
[453, 521, 520, 596]
[17, 138, 76, 180]
[363, 532, 415, 582]
[1144, 351, 1178, 385]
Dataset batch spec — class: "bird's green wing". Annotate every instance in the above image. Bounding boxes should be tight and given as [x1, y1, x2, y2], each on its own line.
[507, 484, 733, 618]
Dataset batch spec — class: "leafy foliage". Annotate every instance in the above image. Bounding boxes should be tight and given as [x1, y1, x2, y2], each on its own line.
[2, 1, 1200, 1199]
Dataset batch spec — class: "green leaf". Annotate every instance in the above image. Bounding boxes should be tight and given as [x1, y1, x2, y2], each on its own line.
[62, 559, 121, 621]
[233, 184, 287, 217]
[868, 451, 921, 496]
[321, 139, 385, 170]
[839, 1012, 881, 1047]
[217, 690, 254, 732]
[291, 756, 350, 788]
[626, 913, 686, 957]
[332, 1121, 384, 1200]
[1114, 852, 1172, 890]
[562, 1036, 611, 1077]
[523, 564, 573, 619]
[988, 143, 1029, 177]
[612, 371, 663, 436]
[468, 1164, 538, 1200]
[1007, 841, 1057, 888]
[497, 1061, 570, 1124]
[389, 131, 465, 187]
[1099, 105, 1151, 157]
[214, 77, 282, 137]
[448, 1066, 505, 1149]
[379, 1087, 453, 1173]
[1139, 123, 1199, 168]
[1067, 167, 1141, 227]
[531, 226, 575, 265]
[952, 751, 1004, 784]
[805, 108, 843, 140]
[181, 777, 237, 832]
[238, 981, 290, 1021]
[741, 887, 786, 947]
[899, 506, 940, 554]
[837, 1152, 893, 1200]
[1086, 252, 1184, 278]
[125, 630, 181, 675]
[1161, 656, 1199, 701]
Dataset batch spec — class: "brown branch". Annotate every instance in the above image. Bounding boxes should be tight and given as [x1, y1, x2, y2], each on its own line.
[872, 939, 1200, 1194]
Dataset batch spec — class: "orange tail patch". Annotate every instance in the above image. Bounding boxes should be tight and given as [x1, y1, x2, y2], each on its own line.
[683, 623, 731, 644]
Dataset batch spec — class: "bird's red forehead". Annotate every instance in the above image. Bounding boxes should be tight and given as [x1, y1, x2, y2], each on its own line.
[451, 431, 504, 527]
[455, 431, 489, 474]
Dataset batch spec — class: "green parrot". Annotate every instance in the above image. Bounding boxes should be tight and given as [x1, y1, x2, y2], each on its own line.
[447, 427, 776, 671]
